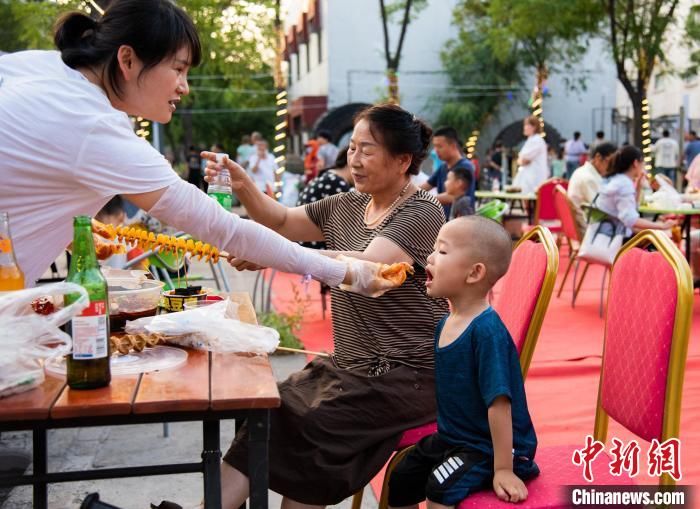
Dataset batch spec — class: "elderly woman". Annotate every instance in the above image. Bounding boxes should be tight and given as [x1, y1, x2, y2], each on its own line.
[202, 104, 449, 508]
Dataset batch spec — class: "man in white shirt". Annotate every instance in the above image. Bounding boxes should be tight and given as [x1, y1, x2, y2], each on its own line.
[247, 140, 278, 193]
[652, 129, 680, 186]
[567, 142, 617, 237]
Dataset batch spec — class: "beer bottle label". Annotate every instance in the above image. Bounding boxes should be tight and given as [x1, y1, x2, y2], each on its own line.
[71, 300, 108, 359]
[0, 238, 10, 253]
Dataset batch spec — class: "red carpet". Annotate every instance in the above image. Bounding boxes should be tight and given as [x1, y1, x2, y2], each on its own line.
[268, 258, 700, 505]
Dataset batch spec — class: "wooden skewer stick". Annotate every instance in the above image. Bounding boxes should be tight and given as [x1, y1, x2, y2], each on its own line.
[275, 346, 330, 357]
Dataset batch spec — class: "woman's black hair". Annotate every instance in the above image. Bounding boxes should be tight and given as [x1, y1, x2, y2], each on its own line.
[353, 103, 432, 175]
[54, 0, 201, 99]
[607, 145, 643, 177]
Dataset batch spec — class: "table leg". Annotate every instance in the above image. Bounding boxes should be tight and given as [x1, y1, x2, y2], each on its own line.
[202, 419, 222, 509]
[247, 410, 270, 509]
[32, 429, 47, 509]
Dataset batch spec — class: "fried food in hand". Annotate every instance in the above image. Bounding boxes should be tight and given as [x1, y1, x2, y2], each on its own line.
[379, 262, 415, 286]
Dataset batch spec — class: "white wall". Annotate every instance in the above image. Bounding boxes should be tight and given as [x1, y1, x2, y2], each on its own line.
[325, 0, 456, 122]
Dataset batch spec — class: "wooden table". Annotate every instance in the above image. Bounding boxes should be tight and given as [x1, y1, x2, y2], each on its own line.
[0, 293, 280, 509]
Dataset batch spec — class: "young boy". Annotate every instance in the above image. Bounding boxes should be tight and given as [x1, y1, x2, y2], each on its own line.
[388, 216, 539, 508]
[444, 167, 474, 220]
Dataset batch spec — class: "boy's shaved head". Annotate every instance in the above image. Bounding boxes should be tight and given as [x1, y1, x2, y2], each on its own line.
[449, 216, 513, 285]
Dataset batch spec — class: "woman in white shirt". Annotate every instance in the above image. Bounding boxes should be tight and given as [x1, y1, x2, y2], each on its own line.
[513, 116, 548, 193]
[0, 0, 385, 296]
[596, 146, 674, 237]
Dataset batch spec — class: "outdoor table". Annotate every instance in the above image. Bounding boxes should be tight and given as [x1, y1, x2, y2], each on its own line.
[0, 292, 280, 509]
[475, 190, 537, 223]
[638, 205, 700, 265]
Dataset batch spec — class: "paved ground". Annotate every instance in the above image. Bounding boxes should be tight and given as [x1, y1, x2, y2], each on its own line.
[1, 258, 378, 509]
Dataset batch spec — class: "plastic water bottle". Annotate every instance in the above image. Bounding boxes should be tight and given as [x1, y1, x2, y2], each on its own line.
[208, 153, 233, 211]
[491, 177, 500, 192]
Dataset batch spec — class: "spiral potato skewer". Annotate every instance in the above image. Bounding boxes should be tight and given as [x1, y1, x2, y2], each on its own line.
[114, 226, 224, 263]
[90, 219, 227, 263]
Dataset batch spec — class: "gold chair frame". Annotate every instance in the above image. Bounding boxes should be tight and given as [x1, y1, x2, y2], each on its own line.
[592, 230, 693, 487]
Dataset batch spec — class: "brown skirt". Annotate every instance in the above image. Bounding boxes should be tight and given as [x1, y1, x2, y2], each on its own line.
[223, 356, 436, 505]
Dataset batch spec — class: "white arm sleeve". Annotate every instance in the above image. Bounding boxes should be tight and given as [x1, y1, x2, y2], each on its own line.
[147, 179, 347, 287]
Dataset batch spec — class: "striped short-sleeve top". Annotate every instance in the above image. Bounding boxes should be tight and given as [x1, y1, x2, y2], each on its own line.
[305, 189, 449, 373]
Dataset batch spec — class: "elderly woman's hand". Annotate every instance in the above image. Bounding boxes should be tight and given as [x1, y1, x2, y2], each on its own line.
[200, 151, 251, 191]
[337, 255, 413, 298]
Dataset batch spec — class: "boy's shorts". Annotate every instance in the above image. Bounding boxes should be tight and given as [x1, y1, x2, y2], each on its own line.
[387, 433, 539, 506]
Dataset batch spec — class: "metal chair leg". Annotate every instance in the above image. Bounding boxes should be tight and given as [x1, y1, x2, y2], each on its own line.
[557, 254, 576, 298]
[217, 262, 231, 292]
[572, 262, 590, 308]
[350, 488, 363, 509]
[378, 446, 416, 509]
[209, 260, 222, 290]
[599, 266, 609, 318]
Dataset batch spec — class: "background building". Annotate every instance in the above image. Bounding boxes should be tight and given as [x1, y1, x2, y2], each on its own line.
[282, 0, 618, 157]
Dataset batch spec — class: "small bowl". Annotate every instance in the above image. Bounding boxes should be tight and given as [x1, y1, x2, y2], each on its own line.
[109, 279, 165, 331]
[183, 295, 225, 311]
[160, 288, 209, 312]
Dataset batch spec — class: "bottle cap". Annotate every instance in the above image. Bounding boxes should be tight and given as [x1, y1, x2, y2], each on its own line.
[215, 153, 229, 164]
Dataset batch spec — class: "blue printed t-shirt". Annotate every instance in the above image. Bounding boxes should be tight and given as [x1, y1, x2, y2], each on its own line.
[428, 158, 476, 218]
[435, 308, 537, 460]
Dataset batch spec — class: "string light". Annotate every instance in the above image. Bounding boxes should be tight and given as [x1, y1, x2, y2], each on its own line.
[134, 116, 151, 139]
[465, 130, 479, 160]
[273, 90, 287, 199]
[641, 98, 652, 172]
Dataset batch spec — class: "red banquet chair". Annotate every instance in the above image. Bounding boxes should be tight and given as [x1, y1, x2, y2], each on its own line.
[523, 178, 568, 235]
[552, 185, 610, 317]
[354, 226, 559, 509]
[458, 230, 694, 508]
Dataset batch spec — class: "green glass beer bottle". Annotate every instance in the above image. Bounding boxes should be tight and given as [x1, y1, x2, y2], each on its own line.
[64, 215, 111, 389]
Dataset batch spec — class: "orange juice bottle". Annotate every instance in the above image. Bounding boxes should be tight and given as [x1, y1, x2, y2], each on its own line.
[0, 212, 25, 291]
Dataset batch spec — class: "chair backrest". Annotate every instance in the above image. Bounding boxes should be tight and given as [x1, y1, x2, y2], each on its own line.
[492, 225, 559, 377]
[553, 184, 581, 243]
[534, 178, 568, 224]
[594, 230, 693, 486]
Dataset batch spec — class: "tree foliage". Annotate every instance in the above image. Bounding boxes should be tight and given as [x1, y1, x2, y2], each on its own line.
[442, 0, 603, 134]
[437, 20, 522, 136]
[603, 0, 700, 146]
[460, 0, 602, 78]
[164, 0, 277, 158]
[0, 0, 278, 159]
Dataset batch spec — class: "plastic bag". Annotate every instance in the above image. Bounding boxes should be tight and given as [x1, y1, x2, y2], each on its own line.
[0, 283, 89, 398]
[649, 175, 682, 210]
[124, 300, 280, 354]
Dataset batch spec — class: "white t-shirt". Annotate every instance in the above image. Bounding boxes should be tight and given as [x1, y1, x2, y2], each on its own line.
[247, 152, 278, 192]
[0, 51, 180, 285]
[653, 137, 679, 168]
